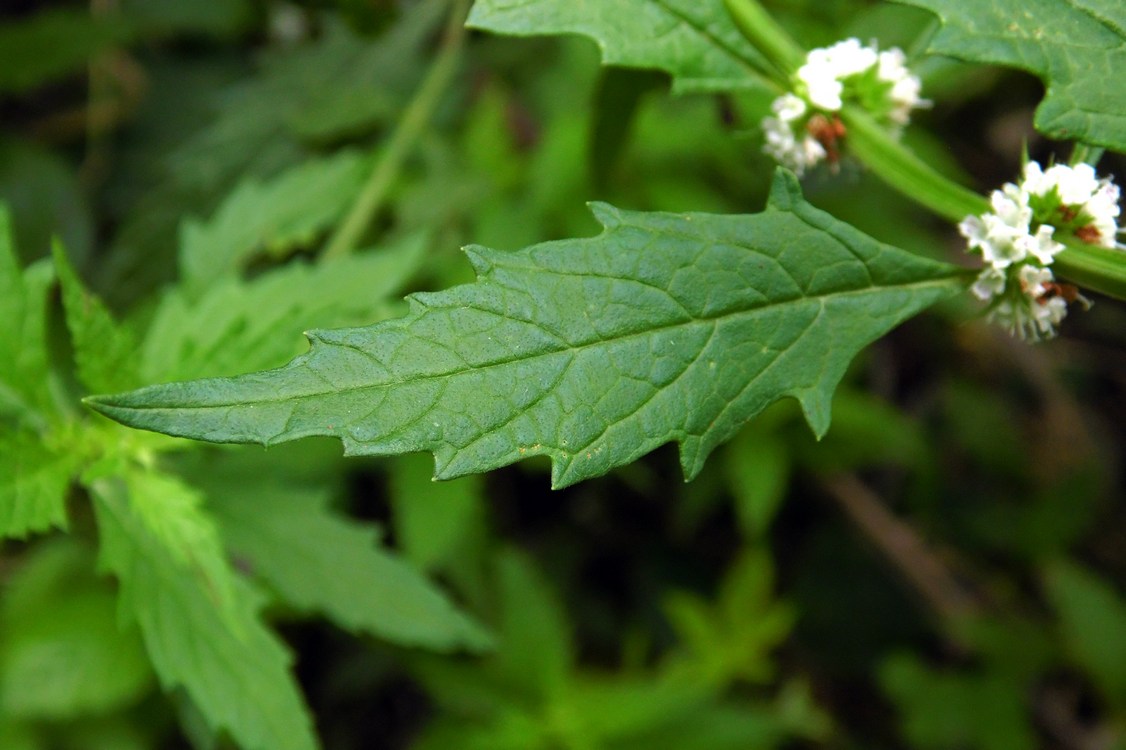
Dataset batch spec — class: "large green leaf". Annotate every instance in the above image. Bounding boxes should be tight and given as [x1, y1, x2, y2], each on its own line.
[90, 468, 317, 750]
[87, 171, 966, 489]
[894, 0, 1126, 150]
[466, 0, 774, 94]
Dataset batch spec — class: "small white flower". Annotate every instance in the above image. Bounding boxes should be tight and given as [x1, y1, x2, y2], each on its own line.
[1017, 264, 1053, 298]
[959, 160, 1121, 341]
[761, 114, 825, 176]
[762, 38, 926, 173]
[1019, 224, 1064, 265]
[773, 93, 807, 122]
[971, 266, 1006, 300]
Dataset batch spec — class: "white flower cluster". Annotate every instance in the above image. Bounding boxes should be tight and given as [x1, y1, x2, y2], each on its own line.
[959, 162, 1122, 341]
[762, 38, 927, 175]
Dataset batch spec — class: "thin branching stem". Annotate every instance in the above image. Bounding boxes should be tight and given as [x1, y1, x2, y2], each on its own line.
[322, 0, 470, 261]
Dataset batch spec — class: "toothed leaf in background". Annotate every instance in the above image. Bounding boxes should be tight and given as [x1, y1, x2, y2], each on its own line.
[144, 233, 427, 382]
[894, 0, 1126, 150]
[91, 470, 317, 750]
[178, 152, 369, 297]
[88, 171, 966, 488]
[0, 431, 76, 540]
[466, 0, 774, 94]
[53, 245, 140, 395]
[203, 473, 493, 652]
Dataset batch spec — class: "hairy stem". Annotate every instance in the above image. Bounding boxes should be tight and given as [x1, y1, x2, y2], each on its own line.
[322, 0, 469, 261]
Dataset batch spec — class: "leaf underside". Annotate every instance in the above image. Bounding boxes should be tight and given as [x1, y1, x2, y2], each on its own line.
[87, 171, 964, 489]
[894, 0, 1126, 150]
[466, 0, 774, 94]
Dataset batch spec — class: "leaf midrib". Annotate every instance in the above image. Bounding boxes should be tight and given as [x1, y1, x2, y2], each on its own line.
[100, 273, 957, 413]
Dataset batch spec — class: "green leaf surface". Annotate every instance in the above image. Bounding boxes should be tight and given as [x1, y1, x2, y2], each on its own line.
[53, 244, 140, 395]
[204, 473, 492, 652]
[89, 171, 965, 488]
[466, 0, 774, 94]
[144, 233, 426, 382]
[894, 0, 1126, 150]
[0, 429, 75, 539]
[90, 470, 317, 750]
[0, 209, 56, 425]
[178, 152, 369, 297]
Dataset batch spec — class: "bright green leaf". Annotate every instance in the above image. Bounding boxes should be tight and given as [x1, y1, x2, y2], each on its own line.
[144, 233, 427, 382]
[204, 474, 493, 653]
[53, 244, 140, 395]
[88, 171, 966, 488]
[1043, 559, 1126, 706]
[0, 208, 57, 426]
[466, 0, 774, 94]
[90, 472, 318, 750]
[0, 429, 74, 539]
[894, 0, 1126, 150]
[178, 151, 369, 297]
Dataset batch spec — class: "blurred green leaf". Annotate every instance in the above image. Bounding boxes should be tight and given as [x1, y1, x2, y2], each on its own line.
[388, 452, 487, 574]
[880, 652, 1037, 750]
[0, 208, 57, 425]
[0, 139, 92, 265]
[492, 549, 573, 702]
[0, 429, 76, 540]
[0, 9, 135, 94]
[664, 549, 794, 687]
[54, 244, 141, 395]
[90, 470, 317, 750]
[205, 472, 493, 653]
[144, 233, 427, 382]
[1044, 560, 1126, 707]
[0, 540, 152, 719]
[178, 152, 369, 297]
[796, 388, 929, 473]
[120, 0, 251, 36]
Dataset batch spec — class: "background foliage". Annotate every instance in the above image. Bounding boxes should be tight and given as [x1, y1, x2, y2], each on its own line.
[1, 1, 1124, 749]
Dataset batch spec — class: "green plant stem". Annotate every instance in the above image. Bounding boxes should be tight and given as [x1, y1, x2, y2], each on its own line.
[1069, 142, 1105, 167]
[841, 107, 987, 223]
[1054, 243, 1126, 301]
[845, 109, 1126, 299]
[322, 0, 469, 261]
[725, 0, 1126, 300]
[723, 0, 805, 80]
